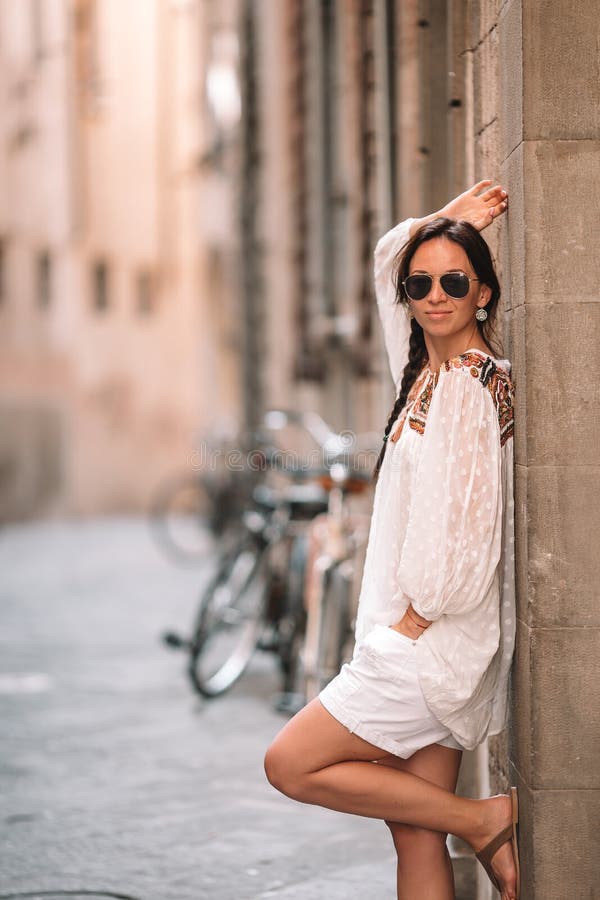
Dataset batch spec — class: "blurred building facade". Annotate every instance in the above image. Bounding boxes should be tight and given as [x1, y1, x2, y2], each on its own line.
[0, 0, 224, 516]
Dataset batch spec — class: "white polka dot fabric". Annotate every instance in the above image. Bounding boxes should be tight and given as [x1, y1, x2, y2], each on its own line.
[352, 217, 517, 752]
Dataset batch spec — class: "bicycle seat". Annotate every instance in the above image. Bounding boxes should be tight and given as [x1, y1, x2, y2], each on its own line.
[284, 483, 329, 519]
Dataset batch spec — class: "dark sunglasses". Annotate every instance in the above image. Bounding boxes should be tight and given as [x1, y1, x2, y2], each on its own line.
[402, 271, 480, 301]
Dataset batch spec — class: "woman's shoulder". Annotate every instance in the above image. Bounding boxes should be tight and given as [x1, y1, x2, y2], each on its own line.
[431, 347, 511, 387]
[432, 349, 514, 447]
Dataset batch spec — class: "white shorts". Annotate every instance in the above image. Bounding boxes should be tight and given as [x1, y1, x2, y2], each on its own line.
[318, 624, 465, 759]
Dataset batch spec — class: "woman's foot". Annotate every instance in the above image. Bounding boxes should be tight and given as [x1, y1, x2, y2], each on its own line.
[468, 793, 519, 899]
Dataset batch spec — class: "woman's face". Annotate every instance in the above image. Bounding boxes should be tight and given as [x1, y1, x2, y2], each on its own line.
[406, 237, 491, 338]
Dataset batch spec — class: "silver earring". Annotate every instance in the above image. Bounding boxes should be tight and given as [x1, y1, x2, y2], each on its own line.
[475, 307, 488, 322]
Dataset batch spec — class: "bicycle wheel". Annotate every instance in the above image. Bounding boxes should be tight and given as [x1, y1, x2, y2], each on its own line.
[188, 540, 268, 697]
[149, 473, 217, 561]
[275, 532, 308, 713]
[150, 473, 244, 563]
[313, 562, 353, 695]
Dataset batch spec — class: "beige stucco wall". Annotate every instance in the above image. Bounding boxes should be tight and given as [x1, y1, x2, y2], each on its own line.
[0, 0, 229, 518]
[69, 0, 206, 512]
[0, 0, 75, 518]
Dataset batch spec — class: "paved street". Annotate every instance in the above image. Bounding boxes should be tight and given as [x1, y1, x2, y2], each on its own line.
[0, 518, 397, 900]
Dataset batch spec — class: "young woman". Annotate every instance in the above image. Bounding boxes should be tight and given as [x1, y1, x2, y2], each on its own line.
[264, 181, 520, 900]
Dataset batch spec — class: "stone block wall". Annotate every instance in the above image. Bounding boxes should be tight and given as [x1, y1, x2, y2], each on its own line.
[467, 0, 600, 896]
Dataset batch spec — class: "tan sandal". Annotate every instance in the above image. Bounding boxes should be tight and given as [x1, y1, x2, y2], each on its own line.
[475, 786, 521, 898]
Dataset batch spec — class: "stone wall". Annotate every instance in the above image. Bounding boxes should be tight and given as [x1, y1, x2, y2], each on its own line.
[468, 1, 600, 897]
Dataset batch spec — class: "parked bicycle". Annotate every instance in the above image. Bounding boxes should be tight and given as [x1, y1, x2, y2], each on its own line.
[301, 465, 372, 703]
[149, 426, 281, 563]
[162, 409, 376, 711]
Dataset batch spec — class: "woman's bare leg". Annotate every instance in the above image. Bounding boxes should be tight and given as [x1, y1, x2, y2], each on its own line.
[377, 743, 462, 900]
[264, 698, 518, 900]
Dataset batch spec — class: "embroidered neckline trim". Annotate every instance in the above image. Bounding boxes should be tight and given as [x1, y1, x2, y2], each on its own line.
[425, 347, 510, 375]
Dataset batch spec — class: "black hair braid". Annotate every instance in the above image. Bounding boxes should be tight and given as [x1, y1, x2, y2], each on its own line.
[372, 319, 427, 483]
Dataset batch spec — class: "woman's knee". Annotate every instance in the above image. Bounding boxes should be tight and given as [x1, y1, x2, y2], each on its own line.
[263, 739, 288, 793]
[264, 737, 309, 801]
[386, 821, 449, 865]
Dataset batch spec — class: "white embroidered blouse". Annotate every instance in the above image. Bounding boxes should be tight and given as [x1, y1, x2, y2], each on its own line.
[353, 217, 516, 751]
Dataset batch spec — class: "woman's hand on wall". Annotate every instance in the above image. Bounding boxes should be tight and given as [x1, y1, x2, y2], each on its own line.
[441, 180, 508, 231]
[409, 180, 508, 237]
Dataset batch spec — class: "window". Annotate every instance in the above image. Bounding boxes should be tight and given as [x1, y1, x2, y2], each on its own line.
[288, 0, 321, 381]
[37, 251, 51, 308]
[304, 0, 337, 323]
[373, 0, 398, 229]
[92, 261, 109, 311]
[136, 270, 155, 315]
[73, 0, 104, 116]
[353, 0, 377, 376]
[0, 239, 6, 305]
[31, 0, 43, 63]
[416, 7, 450, 212]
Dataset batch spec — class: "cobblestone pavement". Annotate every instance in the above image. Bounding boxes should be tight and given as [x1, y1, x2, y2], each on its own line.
[0, 518, 397, 900]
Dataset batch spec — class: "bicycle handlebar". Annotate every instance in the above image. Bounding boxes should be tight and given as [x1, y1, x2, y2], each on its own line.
[264, 450, 372, 485]
[261, 408, 380, 458]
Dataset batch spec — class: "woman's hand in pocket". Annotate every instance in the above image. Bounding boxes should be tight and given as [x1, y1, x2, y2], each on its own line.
[390, 612, 424, 640]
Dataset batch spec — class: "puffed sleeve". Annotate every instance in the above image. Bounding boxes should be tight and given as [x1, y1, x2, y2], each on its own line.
[395, 365, 503, 621]
[373, 218, 416, 390]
